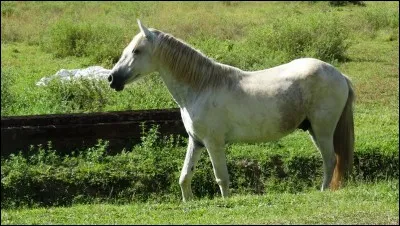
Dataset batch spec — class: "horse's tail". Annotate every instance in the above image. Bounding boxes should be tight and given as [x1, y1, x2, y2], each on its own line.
[330, 75, 355, 190]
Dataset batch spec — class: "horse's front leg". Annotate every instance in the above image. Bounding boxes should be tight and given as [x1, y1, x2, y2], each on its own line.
[179, 136, 204, 202]
[204, 139, 230, 198]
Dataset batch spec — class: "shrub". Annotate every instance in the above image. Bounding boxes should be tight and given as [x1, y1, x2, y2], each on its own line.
[44, 77, 111, 113]
[85, 25, 128, 67]
[1, 2, 22, 43]
[329, 1, 365, 7]
[362, 4, 399, 31]
[41, 19, 126, 67]
[42, 20, 92, 58]
[188, 37, 246, 69]
[1, 69, 17, 115]
[1, 2, 18, 17]
[245, 12, 349, 68]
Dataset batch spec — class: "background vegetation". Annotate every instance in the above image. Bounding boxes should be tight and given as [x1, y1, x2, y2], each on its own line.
[1, 1, 398, 224]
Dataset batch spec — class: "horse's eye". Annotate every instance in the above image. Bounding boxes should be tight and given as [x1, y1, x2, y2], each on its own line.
[133, 49, 140, 54]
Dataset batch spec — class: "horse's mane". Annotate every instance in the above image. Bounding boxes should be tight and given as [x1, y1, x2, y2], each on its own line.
[151, 29, 242, 91]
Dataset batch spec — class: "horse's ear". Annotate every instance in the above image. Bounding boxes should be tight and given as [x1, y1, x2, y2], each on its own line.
[137, 19, 155, 41]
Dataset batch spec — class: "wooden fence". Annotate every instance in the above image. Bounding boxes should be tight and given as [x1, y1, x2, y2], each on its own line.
[1, 108, 187, 157]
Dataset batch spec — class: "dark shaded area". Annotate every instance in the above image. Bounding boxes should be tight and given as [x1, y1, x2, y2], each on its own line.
[329, 1, 366, 7]
[1, 108, 187, 157]
[297, 118, 311, 132]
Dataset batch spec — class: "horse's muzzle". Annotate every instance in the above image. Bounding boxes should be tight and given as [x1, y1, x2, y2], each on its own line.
[108, 74, 124, 91]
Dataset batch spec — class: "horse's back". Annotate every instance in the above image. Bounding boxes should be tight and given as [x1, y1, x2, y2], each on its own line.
[244, 58, 348, 103]
[247, 58, 341, 80]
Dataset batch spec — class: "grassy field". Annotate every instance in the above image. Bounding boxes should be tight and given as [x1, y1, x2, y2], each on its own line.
[1, 1, 399, 224]
[2, 181, 398, 224]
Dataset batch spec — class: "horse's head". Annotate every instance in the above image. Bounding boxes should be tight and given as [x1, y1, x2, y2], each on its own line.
[108, 20, 157, 91]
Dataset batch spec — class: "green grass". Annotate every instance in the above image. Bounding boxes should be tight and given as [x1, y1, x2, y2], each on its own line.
[1, 1, 398, 220]
[1, 181, 398, 225]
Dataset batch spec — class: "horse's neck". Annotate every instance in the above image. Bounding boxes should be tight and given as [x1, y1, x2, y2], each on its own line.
[154, 33, 245, 108]
[158, 68, 200, 108]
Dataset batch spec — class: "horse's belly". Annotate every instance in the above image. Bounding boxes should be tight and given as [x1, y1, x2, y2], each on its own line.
[224, 116, 289, 144]
[181, 87, 306, 144]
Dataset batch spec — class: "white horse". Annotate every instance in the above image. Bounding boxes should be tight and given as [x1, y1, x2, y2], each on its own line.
[108, 20, 355, 202]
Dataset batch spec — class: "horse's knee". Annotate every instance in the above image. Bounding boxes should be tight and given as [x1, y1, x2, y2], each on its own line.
[216, 178, 229, 187]
[179, 176, 187, 187]
[179, 173, 192, 187]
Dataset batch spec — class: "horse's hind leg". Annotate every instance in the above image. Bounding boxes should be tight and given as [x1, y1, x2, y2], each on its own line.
[179, 136, 204, 202]
[308, 117, 338, 191]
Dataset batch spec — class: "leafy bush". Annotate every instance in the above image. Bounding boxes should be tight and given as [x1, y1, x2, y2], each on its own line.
[41, 19, 126, 67]
[1, 126, 398, 209]
[0, 2, 23, 43]
[329, 1, 365, 7]
[1, 2, 18, 17]
[44, 78, 111, 113]
[188, 13, 349, 72]
[244, 13, 349, 67]
[1, 69, 17, 115]
[362, 4, 399, 31]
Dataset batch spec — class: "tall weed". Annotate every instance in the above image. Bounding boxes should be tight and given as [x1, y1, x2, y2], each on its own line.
[361, 3, 399, 40]
[41, 19, 126, 67]
[245, 13, 349, 67]
[45, 78, 111, 113]
[363, 3, 399, 31]
[1, 69, 17, 115]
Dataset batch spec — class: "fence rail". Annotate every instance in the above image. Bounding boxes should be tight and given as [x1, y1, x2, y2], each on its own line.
[1, 108, 187, 157]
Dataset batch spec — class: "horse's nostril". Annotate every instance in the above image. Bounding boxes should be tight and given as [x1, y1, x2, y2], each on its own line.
[108, 75, 113, 82]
